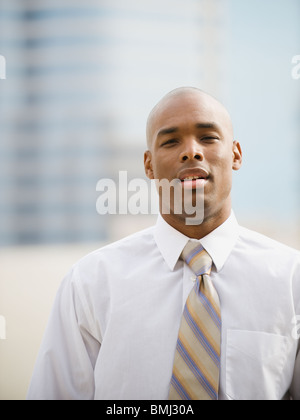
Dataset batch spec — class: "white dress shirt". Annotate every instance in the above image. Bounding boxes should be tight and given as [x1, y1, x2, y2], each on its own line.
[27, 212, 300, 400]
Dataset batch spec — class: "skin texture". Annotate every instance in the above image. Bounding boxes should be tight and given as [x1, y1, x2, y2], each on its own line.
[144, 87, 242, 239]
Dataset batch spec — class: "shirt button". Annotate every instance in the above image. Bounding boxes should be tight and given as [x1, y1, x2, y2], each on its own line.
[190, 276, 197, 282]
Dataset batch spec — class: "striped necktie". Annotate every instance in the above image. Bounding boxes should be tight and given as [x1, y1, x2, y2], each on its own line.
[169, 240, 221, 400]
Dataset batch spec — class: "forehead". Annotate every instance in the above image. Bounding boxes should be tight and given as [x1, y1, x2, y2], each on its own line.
[151, 92, 230, 137]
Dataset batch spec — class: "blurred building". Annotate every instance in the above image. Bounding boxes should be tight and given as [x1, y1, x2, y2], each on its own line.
[1, 0, 300, 401]
[0, 0, 228, 246]
[0, 0, 299, 247]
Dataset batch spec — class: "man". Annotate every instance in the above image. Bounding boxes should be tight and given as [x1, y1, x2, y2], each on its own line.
[27, 87, 300, 400]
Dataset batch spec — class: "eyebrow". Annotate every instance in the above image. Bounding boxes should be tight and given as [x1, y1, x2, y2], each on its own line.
[157, 127, 179, 137]
[157, 122, 221, 138]
[195, 122, 220, 130]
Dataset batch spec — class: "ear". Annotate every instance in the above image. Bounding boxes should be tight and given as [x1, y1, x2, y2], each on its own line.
[232, 141, 242, 171]
[144, 150, 154, 179]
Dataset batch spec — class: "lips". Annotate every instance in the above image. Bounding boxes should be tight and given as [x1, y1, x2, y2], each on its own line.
[175, 167, 209, 190]
[177, 167, 209, 182]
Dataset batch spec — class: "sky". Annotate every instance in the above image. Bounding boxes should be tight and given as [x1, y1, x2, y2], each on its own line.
[0, 0, 299, 245]
[226, 0, 300, 225]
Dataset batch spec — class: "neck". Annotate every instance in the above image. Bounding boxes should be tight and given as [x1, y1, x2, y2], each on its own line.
[161, 206, 232, 239]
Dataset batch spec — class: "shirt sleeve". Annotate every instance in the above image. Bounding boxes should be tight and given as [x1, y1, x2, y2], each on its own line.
[290, 344, 300, 400]
[26, 267, 101, 400]
[290, 256, 300, 400]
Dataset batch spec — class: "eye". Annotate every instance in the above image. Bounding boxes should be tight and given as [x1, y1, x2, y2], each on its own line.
[201, 136, 220, 143]
[161, 139, 179, 147]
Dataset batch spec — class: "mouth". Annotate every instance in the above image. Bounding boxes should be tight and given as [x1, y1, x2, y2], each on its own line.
[177, 168, 209, 189]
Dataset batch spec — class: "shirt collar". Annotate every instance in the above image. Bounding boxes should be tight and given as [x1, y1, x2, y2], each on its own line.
[154, 211, 240, 273]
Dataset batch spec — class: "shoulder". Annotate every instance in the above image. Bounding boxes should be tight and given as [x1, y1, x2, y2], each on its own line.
[237, 225, 300, 263]
[70, 225, 156, 278]
[89, 225, 156, 260]
[58, 225, 157, 306]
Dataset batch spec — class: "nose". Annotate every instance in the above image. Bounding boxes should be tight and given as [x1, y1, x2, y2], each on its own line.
[180, 140, 204, 162]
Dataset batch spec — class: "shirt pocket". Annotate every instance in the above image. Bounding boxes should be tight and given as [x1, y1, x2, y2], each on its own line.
[225, 330, 289, 400]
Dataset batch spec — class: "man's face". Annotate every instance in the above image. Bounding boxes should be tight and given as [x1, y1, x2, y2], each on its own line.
[144, 91, 242, 224]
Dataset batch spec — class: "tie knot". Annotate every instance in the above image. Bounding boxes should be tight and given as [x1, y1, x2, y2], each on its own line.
[181, 240, 213, 277]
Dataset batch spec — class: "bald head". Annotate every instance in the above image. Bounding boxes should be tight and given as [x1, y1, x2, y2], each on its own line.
[146, 87, 234, 150]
